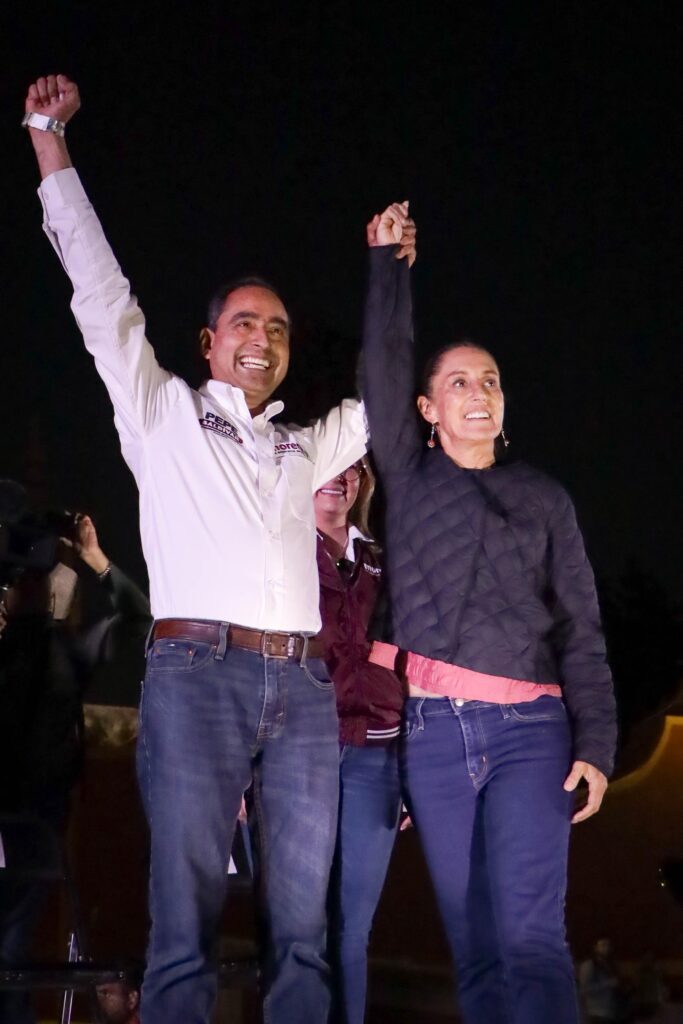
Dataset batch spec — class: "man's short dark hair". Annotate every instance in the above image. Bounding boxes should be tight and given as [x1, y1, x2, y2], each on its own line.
[206, 277, 289, 331]
[121, 962, 144, 993]
[100, 958, 143, 993]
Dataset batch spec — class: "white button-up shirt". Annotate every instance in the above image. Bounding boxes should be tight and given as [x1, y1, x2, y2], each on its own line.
[39, 169, 367, 631]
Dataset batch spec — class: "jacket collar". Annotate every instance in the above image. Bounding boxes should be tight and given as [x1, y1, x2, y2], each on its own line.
[316, 526, 370, 591]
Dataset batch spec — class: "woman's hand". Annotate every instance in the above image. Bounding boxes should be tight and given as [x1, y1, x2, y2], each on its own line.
[73, 514, 110, 575]
[366, 201, 417, 266]
[563, 760, 608, 823]
[59, 514, 110, 576]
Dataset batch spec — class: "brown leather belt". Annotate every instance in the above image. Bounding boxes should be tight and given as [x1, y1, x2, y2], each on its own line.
[151, 619, 325, 661]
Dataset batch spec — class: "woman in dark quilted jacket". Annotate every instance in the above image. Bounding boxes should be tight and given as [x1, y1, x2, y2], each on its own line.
[361, 203, 617, 1024]
[314, 456, 405, 1024]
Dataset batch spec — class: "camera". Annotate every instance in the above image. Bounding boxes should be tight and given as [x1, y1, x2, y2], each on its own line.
[0, 479, 80, 592]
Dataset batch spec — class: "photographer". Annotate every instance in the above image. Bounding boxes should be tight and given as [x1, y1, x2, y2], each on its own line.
[0, 494, 149, 1024]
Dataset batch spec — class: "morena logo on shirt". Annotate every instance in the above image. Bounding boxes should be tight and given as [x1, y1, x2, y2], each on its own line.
[274, 441, 309, 460]
[198, 411, 243, 445]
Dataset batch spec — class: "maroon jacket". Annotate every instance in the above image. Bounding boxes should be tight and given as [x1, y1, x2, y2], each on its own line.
[316, 530, 404, 746]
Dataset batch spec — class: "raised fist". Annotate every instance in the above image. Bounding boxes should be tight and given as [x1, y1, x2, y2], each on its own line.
[366, 201, 417, 266]
[25, 74, 80, 125]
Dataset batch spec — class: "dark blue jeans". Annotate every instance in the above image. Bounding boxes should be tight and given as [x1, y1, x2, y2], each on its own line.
[401, 696, 578, 1024]
[136, 638, 340, 1024]
[329, 743, 401, 1024]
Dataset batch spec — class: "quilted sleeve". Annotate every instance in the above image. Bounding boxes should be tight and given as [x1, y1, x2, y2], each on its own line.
[361, 245, 422, 472]
[545, 486, 617, 777]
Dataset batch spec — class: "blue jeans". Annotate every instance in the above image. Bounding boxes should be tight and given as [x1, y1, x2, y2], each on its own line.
[136, 638, 340, 1024]
[329, 743, 401, 1024]
[401, 696, 578, 1024]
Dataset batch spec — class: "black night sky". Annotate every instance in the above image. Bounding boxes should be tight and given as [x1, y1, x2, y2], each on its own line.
[2, 2, 682, 628]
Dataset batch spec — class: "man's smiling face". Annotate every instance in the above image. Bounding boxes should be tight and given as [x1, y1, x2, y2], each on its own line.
[202, 285, 290, 413]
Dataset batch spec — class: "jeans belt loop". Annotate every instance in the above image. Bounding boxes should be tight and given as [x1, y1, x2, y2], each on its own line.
[143, 621, 156, 657]
[416, 697, 426, 732]
[215, 622, 229, 661]
[299, 633, 309, 667]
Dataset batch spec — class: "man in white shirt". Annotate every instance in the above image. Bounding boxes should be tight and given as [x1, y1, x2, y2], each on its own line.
[23, 74, 367, 1024]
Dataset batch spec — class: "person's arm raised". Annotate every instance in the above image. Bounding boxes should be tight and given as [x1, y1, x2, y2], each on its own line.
[23, 75, 180, 443]
[24, 74, 79, 179]
[361, 202, 420, 474]
[300, 205, 417, 489]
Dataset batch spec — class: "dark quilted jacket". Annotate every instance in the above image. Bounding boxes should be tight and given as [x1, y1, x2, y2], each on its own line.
[361, 245, 617, 777]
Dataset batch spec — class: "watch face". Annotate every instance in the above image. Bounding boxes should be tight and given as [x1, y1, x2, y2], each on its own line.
[24, 112, 47, 128]
[22, 111, 64, 136]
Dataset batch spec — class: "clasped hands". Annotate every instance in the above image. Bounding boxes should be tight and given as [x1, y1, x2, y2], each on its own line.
[367, 201, 417, 266]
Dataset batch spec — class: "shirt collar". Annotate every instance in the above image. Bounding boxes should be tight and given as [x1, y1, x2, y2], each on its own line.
[199, 379, 284, 423]
[346, 525, 369, 561]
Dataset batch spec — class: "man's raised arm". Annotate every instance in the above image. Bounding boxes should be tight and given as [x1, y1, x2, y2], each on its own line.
[22, 75, 179, 447]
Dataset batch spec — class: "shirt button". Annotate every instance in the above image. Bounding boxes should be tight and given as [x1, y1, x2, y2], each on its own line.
[454, 697, 466, 707]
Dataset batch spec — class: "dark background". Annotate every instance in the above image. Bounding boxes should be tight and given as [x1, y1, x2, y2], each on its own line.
[2, 2, 681, 727]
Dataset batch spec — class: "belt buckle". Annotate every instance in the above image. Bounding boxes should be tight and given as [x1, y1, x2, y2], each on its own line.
[260, 631, 288, 659]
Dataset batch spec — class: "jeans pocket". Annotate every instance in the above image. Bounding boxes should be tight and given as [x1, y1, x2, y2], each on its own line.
[507, 696, 567, 723]
[301, 657, 335, 691]
[147, 638, 215, 673]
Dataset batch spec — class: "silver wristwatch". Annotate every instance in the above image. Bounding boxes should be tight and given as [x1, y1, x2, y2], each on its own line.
[21, 111, 66, 137]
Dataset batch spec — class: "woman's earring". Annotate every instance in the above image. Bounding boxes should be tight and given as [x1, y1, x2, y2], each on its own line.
[500, 428, 510, 448]
[427, 423, 437, 448]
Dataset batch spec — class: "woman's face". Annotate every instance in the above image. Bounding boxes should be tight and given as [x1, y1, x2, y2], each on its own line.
[418, 346, 504, 447]
[313, 463, 362, 521]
